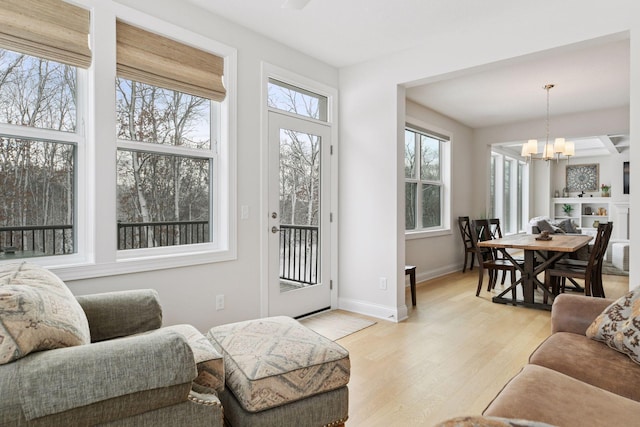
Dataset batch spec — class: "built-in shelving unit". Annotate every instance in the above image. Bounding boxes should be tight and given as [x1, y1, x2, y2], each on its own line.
[551, 197, 611, 234]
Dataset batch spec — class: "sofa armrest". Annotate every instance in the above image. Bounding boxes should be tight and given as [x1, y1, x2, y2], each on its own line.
[551, 294, 614, 335]
[14, 328, 196, 421]
[76, 289, 162, 342]
[164, 324, 225, 393]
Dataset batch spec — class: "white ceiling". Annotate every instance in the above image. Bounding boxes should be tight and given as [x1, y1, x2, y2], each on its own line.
[186, 0, 517, 68]
[405, 37, 630, 129]
[184, 0, 630, 156]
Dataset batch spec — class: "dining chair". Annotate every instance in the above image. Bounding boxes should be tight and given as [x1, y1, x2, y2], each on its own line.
[544, 222, 613, 299]
[554, 222, 613, 297]
[457, 216, 476, 272]
[470, 219, 523, 298]
[487, 218, 525, 284]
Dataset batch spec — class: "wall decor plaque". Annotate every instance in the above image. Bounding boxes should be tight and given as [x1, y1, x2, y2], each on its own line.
[566, 163, 599, 192]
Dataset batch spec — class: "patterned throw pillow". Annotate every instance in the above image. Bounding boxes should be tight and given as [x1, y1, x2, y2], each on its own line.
[586, 289, 640, 365]
[0, 262, 91, 364]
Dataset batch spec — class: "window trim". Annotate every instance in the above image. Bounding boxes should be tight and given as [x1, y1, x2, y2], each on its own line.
[0, 1, 238, 282]
[404, 118, 451, 238]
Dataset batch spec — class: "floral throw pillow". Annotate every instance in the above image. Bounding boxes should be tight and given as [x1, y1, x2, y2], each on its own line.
[0, 262, 91, 364]
[586, 289, 640, 365]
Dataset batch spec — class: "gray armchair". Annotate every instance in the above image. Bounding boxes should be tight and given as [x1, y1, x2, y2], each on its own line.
[0, 289, 223, 426]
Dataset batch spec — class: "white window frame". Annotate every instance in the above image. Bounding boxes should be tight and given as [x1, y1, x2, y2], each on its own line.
[1, 1, 238, 281]
[404, 118, 451, 239]
[0, 45, 90, 268]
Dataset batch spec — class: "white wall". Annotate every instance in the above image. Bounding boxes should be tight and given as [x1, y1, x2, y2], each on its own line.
[339, 0, 640, 320]
[65, 0, 339, 332]
[404, 101, 474, 284]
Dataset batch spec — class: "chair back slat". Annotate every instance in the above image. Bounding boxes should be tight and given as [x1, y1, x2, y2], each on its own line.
[458, 216, 473, 249]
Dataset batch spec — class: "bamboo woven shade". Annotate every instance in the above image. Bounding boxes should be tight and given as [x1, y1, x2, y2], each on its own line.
[116, 21, 226, 101]
[0, 0, 91, 68]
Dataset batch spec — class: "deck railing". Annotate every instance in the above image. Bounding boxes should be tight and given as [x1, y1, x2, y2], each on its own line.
[0, 225, 73, 256]
[279, 224, 319, 285]
[117, 220, 209, 249]
[2, 222, 318, 286]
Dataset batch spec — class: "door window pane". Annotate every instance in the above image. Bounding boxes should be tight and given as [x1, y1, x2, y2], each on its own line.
[268, 78, 328, 122]
[278, 128, 321, 288]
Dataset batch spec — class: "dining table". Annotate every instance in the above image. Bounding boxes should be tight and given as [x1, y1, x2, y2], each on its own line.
[477, 233, 593, 310]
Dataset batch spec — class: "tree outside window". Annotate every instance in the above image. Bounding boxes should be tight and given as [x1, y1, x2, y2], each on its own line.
[115, 78, 215, 249]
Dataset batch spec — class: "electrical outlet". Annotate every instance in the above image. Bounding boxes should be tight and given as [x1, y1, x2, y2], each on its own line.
[215, 294, 225, 310]
[379, 277, 387, 290]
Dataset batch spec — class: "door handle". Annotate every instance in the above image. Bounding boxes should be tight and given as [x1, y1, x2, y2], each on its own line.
[271, 226, 280, 233]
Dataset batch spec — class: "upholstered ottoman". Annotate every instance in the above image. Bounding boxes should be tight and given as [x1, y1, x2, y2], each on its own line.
[207, 316, 350, 427]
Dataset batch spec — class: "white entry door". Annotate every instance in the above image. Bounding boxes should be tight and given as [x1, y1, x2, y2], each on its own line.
[268, 111, 331, 317]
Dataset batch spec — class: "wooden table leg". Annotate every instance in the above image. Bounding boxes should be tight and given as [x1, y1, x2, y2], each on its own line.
[522, 250, 536, 304]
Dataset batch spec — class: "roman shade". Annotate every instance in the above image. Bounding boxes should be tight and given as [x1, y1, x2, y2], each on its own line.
[0, 0, 91, 68]
[116, 21, 226, 102]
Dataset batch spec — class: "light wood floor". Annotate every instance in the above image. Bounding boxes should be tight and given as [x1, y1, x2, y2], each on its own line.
[337, 270, 629, 426]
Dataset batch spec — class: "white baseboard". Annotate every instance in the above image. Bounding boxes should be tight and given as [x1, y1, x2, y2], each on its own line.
[403, 263, 460, 286]
[338, 297, 408, 322]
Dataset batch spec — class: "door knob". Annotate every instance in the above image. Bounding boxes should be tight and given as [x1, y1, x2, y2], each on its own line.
[271, 226, 280, 233]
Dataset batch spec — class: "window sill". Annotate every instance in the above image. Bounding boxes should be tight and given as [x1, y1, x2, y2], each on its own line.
[405, 228, 452, 240]
[1, 246, 236, 282]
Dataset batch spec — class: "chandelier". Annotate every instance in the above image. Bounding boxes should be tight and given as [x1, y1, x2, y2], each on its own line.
[521, 84, 574, 162]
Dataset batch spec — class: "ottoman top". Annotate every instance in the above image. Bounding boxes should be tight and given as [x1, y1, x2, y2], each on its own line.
[207, 316, 350, 412]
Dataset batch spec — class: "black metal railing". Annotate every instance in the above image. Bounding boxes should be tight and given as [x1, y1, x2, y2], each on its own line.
[279, 224, 319, 285]
[0, 225, 73, 256]
[117, 220, 209, 249]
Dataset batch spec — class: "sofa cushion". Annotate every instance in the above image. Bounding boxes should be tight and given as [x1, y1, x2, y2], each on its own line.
[555, 218, 577, 234]
[164, 324, 224, 393]
[535, 219, 555, 233]
[0, 262, 90, 364]
[207, 316, 350, 412]
[483, 364, 640, 427]
[529, 331, 640, 402]
[586, 288, 640, 365]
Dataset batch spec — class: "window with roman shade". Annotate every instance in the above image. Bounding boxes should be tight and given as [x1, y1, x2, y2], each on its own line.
[116, 20, 225, 101]
[0, 0, 90, 260]
[0, 0, 91, 68]
[115, 21, 226, 252]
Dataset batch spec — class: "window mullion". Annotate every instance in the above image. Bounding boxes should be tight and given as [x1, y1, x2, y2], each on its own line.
[0, 123, 82, 144]
[414, 132, 422, 229]
[116, 139, 214, 159]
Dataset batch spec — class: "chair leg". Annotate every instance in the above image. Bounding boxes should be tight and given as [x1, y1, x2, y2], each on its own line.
[463, 252, 469, 273]
[476, 267, 484, 297]
[510, 269, 517, 300]
[501, 269, 507, 285]
[487, 270, 495, 291]
[469, 253, 475, 271]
